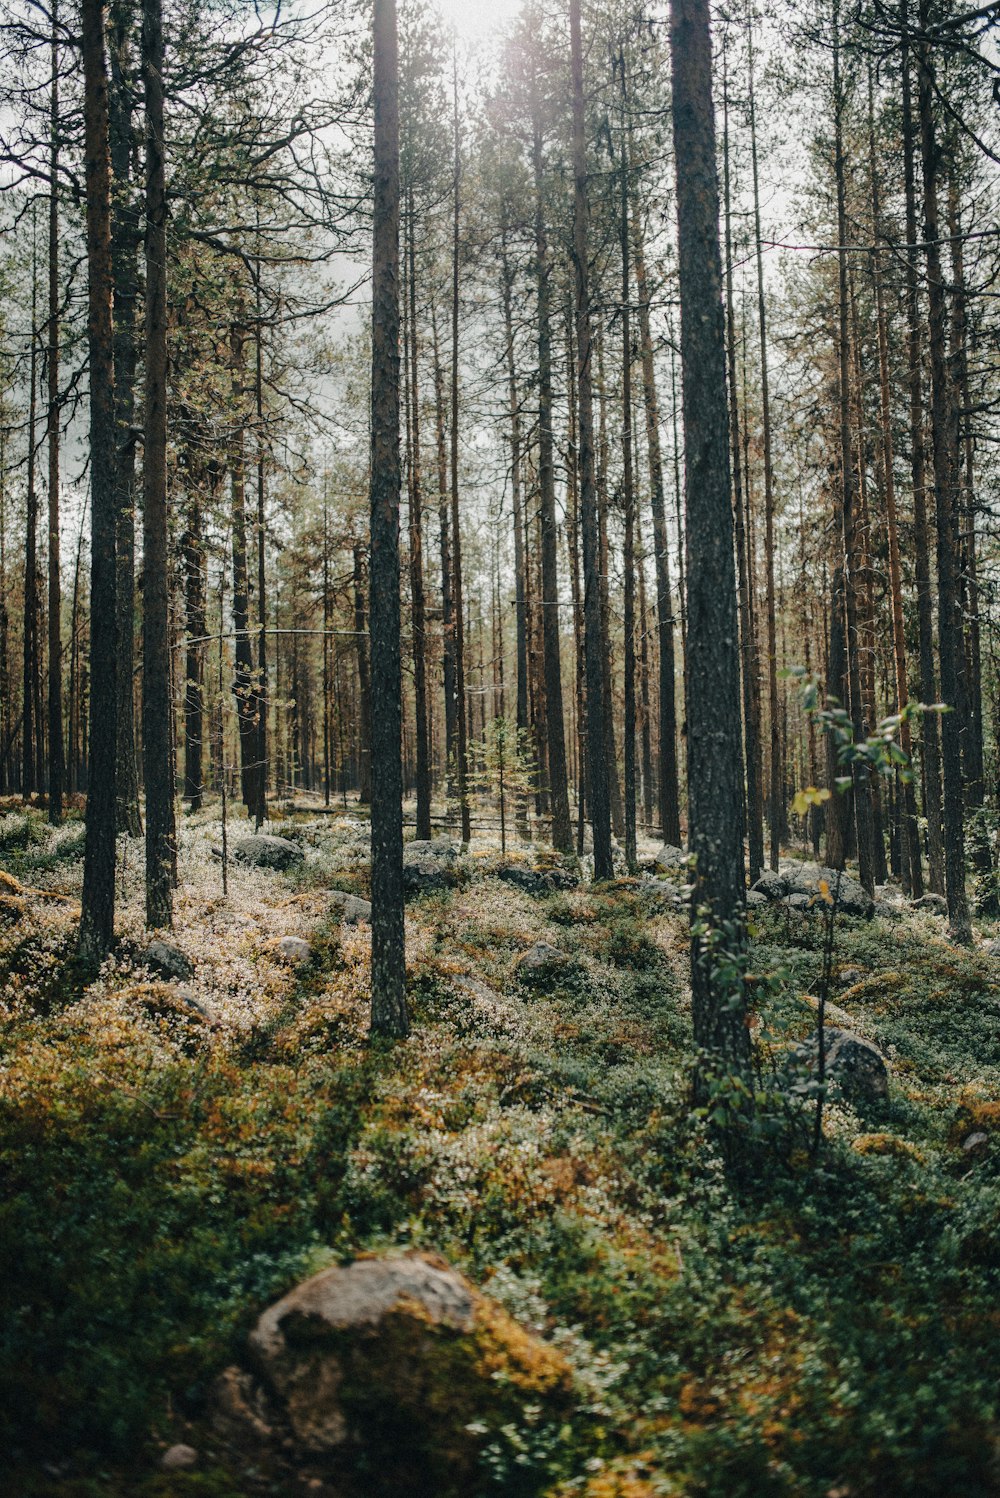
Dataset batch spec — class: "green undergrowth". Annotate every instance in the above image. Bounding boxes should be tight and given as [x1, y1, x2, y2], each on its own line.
[1, 819, 999, 1496]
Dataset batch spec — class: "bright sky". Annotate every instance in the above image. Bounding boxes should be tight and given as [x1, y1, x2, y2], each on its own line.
[433, 0, 525, 44]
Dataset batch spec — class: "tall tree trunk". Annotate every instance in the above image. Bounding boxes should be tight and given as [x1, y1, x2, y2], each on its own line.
[183, 489, 204, 812]
[670, 0, 749, 1080]
[79, 0, 119, 962]
[253, 249, 268, 826]
[530, 65, 572, 854]
[618, 64, 637, 873]
[142, 0, 173, 928]
[47, 3, 64, 824]
[947, 165, 984, 812]
[570, 0, 611, 879]
[723, 44, 761, 880]
[450, 55, 471, 847]
[406, 191, 431, 840]
[430, 300, 456, 797]
[901, 2, 945, 893]
[630, 131, 681, 846]
[369, 0, 407, 1036]
[109, 0, 142, 836]
[229, 329, 260, 822]
[566, 307, 588, 853]
[24, 228, 39, 797]
[748, 17, 782, 871]
[501, 228, 530, 842]
[916, 0, 971, 942]
[832, 0, 876, 894]
[868, 64, 922, 894]
[596, 334, 624, 840]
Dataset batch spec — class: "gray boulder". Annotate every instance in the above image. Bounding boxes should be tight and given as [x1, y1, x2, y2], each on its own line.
[232, 835, 305, 871]
[276, 936, 311, 966]
[815, 1027, 890, 1103]
[143, 938, 194, 981]
[516, 941, 570, 986]
[218, 1253, 574, 1492]
[652, 843, 688, 875]
[746, 889, 769, 910]
[403, 838, 460, 894]
[329, 889, 372, 924]
[642, 875, 685, 911]
[780, 862, 873, 919]
[912, 892, 948, 916]
[751, 872, 789, 900]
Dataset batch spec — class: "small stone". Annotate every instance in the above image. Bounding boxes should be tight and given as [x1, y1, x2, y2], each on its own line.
[161, 1444, 198, 1471]
[144, 938, 194, 980]
[174, 988, 216, 1023]
[982, 939, 1000, 960]
[516, 941, 569, 986]
[277, 936, 312, 965]
[912, 892, 948, 915]
[329, 890, 372, 924]
[962, 1131, 989, 1153]
[839, 968, 864, 988]
[787, 891, 813, 911]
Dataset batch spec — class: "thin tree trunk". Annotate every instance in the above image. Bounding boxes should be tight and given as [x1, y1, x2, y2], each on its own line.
[501, 228, 530, 842]
[630, 131, 681, 846]
[947, 165, 984, 811]
[723, 45, 761, 880]
[833, 0, 876, 894]
[79, 0, 119, 962]
[901, 2, 945, 894]
[142, 0, 173, 927]
[916, 0, 971, 942]
[570, 0, 611, 879]
[109, 0, 141, 836]
[618, 63, 637, 872]
[406, 190, 431, 839]
[450, 55, 470, 847]
[748, 17, 781, 871]
[369, 0, 408, 1035]
[353, 543, 372, 804]
[183, 491, 204, 811]
[530, 63, 572, 854]
[47, 3, 64, 823]
[24, 227, 39, 797]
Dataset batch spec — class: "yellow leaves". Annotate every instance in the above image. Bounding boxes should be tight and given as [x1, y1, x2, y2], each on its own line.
[790, 785, 831, 818]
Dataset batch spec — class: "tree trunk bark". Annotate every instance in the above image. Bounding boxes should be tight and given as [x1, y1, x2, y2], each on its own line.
[670, 0, 749, 1080]
[530, 67, 573, 854]
[916, 0, 971, 942]
[570, 0, 611, 879]
[141, 0, 174, 928]
[369, 0, 408, 1035]
[79, 0, 119, 963]
[47, 2, 64, 824]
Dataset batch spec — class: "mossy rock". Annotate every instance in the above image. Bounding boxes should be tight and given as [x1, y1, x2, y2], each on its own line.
[220, 1252, 576, 1496]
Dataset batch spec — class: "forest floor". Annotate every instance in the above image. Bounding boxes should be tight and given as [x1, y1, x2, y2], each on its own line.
[2, 802, 1000, 1498]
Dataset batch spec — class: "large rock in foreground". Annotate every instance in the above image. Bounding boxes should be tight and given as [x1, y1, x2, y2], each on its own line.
[216, 1252, 574, 1496]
